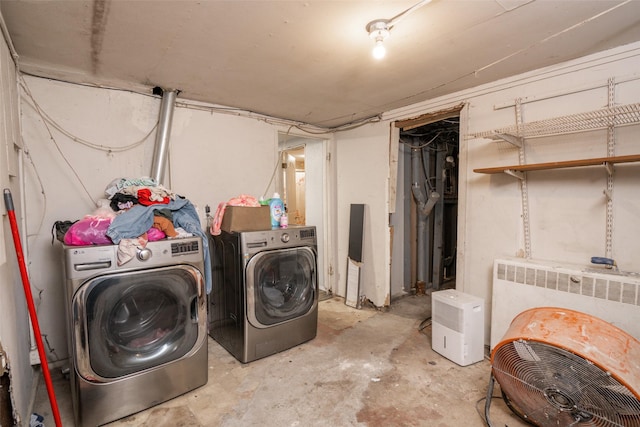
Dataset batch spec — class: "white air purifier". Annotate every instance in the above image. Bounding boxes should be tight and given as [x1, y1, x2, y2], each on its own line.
[431, 289, 484, 366]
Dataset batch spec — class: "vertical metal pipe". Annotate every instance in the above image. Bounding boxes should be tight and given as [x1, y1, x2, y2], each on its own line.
[411, 143, 440, 292]
[150, 89, 177, 185]
[432, 146, 445, 290]
[411, 146, 426, 287]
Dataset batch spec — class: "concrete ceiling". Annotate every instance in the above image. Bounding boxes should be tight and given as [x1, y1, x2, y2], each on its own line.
[2, 0, 640, 129]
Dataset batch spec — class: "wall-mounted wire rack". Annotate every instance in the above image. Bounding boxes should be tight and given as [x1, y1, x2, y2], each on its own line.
[470, 92, 640, 260]
[470, 102, 640, 145]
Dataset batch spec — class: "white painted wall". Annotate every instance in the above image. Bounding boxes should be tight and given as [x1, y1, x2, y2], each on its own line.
[301, 139, 327, 290]
[299, 41, 640, 316]
[334, 121, 392, 306]
[21, 77, 160, 366]
[19, 76, 312, 366]
[168, 109, 277, 206]
[386, 42, 640, 341]
[0, 32, 34, 424]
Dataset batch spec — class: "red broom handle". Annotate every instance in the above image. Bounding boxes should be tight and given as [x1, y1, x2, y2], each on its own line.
[3, 189, 62, 427]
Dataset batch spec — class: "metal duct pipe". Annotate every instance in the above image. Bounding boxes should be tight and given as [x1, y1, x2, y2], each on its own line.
[150, 88, 177, 185]
[431, 147, 445, 291]
[410, 146, 440, 289]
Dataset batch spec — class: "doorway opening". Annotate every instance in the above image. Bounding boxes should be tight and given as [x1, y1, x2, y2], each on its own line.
[277, 133, 329, 295]
[280, 146, 306, 226]
[392, 117, 460, 299]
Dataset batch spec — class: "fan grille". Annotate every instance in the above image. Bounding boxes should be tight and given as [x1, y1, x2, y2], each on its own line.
[493, 340, 640, 426]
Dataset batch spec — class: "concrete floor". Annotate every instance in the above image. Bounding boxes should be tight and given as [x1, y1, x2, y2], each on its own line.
[34, 294, 528, 427]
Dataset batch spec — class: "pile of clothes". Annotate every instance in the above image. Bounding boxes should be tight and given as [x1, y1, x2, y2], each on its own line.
[104, 177, 198, 243]
[63, 177, 212, 293]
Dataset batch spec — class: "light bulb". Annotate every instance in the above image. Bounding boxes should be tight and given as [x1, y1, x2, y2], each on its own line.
[367, 19, 390, 60]
[372, 40, 386, 59]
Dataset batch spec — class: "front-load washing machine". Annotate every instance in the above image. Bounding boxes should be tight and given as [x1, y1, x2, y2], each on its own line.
[62, 237, 208, 426]
[208, 226, 318, 363]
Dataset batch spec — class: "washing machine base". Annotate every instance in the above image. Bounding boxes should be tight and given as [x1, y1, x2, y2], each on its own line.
[71, 339, 208, 427]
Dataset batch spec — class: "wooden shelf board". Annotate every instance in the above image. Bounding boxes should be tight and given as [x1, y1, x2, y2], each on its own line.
[474, 154, 640, 175]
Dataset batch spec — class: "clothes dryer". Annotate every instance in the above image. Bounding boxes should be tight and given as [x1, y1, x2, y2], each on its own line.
[62, 237, 208, 426]
[208, 226, 318, 363]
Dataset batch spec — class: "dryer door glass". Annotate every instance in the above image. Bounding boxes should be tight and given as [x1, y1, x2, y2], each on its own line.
[80, 266, 202, 378]
[247, 247, 317, 326]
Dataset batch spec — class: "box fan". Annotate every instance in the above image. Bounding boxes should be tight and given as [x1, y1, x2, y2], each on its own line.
[486, 307, 640, 426]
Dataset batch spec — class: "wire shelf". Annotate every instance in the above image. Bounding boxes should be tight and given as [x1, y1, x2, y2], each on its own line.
[470, 102, 640, 140]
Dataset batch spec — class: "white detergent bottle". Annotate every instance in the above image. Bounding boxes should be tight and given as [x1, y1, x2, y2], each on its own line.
[269, 193, 284, 228]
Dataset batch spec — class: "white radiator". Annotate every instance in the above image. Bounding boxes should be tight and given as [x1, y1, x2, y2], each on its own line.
[490, 258, 640, 349]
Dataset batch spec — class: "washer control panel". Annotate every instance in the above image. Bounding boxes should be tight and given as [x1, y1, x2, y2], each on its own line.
[171, 239, 200, 256]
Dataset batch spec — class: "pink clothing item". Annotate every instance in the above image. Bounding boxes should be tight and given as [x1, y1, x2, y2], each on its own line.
[209, 194, 260, 235]
[64, 217, 112, 245]
[209, 202, 227, 236]
[227, 194, 260, 207]
[63, 207, 118, 245]
[147, 226, 166, 241]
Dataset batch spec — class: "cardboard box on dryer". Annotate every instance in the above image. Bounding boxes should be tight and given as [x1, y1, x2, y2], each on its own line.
[221, 206, 271, 232]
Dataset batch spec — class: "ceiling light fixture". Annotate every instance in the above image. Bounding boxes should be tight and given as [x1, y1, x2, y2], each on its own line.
[366, 0, 433, 60]
[367, 20, 390, 60]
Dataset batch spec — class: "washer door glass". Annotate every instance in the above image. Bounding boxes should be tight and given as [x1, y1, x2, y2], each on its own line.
[247, 247, 317, 326]
[80, 266, 202, 378]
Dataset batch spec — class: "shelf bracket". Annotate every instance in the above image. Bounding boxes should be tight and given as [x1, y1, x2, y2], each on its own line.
[603, 189, 612, 201]
[494, 133, 523, 148]
[504, 169, 524, 180]
[604, 161, 614, 176]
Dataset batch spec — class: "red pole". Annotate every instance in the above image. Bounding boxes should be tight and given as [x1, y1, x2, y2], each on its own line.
[3, 189, 62, 427]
